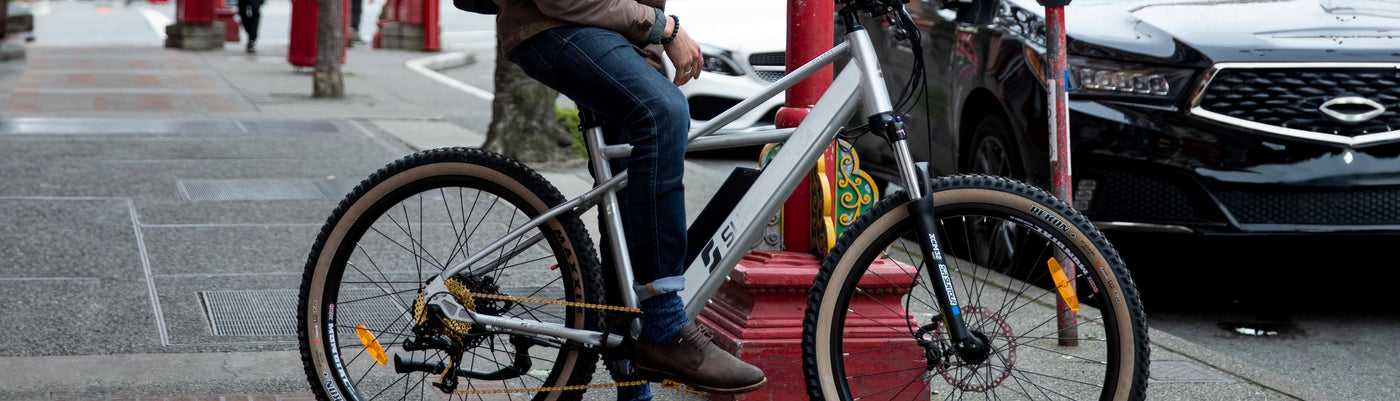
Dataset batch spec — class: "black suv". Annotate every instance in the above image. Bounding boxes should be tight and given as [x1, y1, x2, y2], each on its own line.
[852, 0, 1400, 235]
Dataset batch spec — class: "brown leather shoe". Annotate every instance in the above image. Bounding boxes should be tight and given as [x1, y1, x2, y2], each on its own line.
[635, 322, 767, 394]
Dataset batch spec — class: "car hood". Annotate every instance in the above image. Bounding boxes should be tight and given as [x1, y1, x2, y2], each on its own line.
[1022, 0, 1400, 65]
[664, 0, 787, 54]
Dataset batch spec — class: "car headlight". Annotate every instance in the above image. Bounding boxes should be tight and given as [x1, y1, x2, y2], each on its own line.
[1066, 57, 1195, 102]
[700, 45, 744, 76]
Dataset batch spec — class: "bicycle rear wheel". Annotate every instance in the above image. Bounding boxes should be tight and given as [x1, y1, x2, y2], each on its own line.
[298, 147, 605, 401]
[803, 174, 1149, 401]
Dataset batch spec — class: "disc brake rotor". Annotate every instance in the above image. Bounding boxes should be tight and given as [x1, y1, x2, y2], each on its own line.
[931, 306, 1016, 392]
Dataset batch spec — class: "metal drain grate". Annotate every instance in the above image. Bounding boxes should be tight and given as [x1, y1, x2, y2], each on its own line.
[201, 289, 301, 336]
[200, 289, 407, 336]
[178, 178, 358, 202]
[1148, 361, 1235, 383]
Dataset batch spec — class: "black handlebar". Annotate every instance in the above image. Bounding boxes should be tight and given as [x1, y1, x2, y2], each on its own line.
[837, 0, 914, 36]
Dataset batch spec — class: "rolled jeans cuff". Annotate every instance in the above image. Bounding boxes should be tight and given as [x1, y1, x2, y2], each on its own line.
[633, 275, 686, 302]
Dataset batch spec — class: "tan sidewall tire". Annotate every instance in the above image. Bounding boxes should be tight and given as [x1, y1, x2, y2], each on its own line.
[812, 186, 1139, 401]
[304, 159, 587, 401]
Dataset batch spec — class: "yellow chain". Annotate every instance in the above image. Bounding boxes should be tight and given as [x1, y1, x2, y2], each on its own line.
[446, 379, 709, 395]
[449, 380, 648, 395]
[467, 292, 642, 314]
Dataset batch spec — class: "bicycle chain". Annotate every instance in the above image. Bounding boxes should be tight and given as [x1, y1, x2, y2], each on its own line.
[446, 380, 649, 395]
[468, 291, 643, 314]
[444, 379, 710, 396]
[412, 277, 659, 396]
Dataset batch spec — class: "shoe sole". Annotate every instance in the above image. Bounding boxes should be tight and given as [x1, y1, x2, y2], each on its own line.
[634, 366, 768, 394]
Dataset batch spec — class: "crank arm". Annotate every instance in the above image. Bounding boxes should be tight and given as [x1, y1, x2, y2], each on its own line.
[424, 293, 624, 349]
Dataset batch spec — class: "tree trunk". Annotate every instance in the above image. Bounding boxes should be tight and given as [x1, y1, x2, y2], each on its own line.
[483, 42, 575, 163]
[314, 0, 344, 98]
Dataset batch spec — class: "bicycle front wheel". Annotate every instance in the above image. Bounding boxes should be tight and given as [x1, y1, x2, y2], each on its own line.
[803, 174, 1149, 401]
[298, 147, 605, 401]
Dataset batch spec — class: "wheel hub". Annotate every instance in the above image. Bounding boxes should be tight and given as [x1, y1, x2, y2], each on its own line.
[923, 306, 1016, 392]
[411, 274, 512, 349]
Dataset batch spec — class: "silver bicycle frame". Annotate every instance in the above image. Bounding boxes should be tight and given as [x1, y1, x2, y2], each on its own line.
[424, 27, 911, 348]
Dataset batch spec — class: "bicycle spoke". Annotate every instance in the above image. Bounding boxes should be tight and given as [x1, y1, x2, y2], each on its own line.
[811, 178, 1145, 401]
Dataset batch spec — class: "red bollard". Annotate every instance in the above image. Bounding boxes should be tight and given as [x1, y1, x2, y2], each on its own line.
[403, 0, 422, 25]
[374, 0, 438, 51]
[176, 0, 215, 23]
[215, 6, 240, 42]
[288, 0, 350, 67]
[166, 0, 222, 50]
[422, 0, 439, 51]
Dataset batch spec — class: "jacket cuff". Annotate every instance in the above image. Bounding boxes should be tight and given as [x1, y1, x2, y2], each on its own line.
[647, 8, 667, 44]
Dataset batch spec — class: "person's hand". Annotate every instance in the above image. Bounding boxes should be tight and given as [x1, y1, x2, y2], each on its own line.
[662, 17, 701, 86]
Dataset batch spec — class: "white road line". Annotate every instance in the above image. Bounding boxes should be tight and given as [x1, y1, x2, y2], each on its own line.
[404, 52, 494, 100]
[136, 6, 172, 40]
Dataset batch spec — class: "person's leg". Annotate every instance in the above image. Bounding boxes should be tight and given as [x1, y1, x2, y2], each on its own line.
[350, 0, 363, 38]
[509, 25, 764, 397]
[511, 24, 688, 326]
[237, 0, 261, 51]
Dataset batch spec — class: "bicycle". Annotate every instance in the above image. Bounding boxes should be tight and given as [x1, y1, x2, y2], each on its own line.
[296, 0, 1150, 399]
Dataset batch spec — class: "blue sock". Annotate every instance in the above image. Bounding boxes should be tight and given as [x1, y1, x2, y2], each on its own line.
[617, 382, 653, 401]
[639, 292, 688, 343]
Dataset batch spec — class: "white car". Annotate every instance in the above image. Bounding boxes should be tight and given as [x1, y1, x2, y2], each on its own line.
[666, 0, 788, 131]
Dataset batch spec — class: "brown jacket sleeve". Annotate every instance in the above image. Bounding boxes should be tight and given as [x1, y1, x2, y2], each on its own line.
[532, 0, 666, 45]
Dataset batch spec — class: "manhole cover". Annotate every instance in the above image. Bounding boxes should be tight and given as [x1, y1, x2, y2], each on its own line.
[1148, 361, 1234, 383]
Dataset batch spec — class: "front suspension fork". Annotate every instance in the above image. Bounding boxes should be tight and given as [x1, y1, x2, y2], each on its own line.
[874, 113, 988, 363]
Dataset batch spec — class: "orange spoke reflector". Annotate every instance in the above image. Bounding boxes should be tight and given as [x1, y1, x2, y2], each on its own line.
[355, 324, 388, 366]
[1047, 258, 1080, 311]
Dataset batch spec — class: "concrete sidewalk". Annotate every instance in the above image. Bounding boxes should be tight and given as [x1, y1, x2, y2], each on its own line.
[0, 36, 1334, 401]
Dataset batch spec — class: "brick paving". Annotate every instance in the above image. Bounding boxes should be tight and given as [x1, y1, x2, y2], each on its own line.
[2, 47, 252, 115]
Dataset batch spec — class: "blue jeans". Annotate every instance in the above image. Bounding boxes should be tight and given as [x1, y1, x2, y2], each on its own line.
[510, 25, 689, 294]
[510, 25, 691, 401]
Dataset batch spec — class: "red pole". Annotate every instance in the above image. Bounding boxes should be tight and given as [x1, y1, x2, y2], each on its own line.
[1043, 3, 1079, 346]
[422, 0, 439, 51]
[775, 0, 834, 253]
[694, 5, 927, 400]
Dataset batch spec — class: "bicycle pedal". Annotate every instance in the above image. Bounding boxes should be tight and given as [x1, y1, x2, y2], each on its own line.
[658, 379, 708, 395]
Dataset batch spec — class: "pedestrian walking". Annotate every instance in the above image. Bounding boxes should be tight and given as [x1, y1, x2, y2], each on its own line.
[237, 0, 263, 53]
[349, 0, 368, 45]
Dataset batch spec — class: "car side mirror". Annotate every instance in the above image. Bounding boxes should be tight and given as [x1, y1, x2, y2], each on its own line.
[942, 0, 999, 25]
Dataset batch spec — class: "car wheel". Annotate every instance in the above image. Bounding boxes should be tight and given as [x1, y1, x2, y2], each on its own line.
[961, 113, 1026, 270]
[963, 113, 1023, 180]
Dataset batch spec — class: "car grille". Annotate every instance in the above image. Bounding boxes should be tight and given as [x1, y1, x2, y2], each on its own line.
[1194, 65, 1400, 141]
[748, 52, 787, 83]
[1216, 187, 1400, 226]
[1082, 166, 1202, 223]
[1085, 162, 1400, 230]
